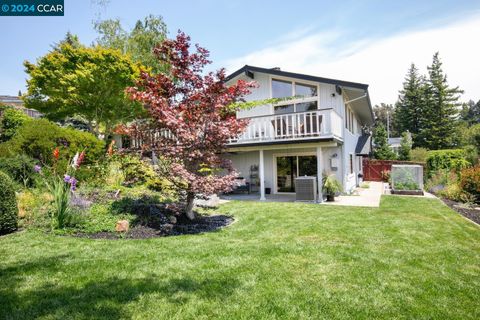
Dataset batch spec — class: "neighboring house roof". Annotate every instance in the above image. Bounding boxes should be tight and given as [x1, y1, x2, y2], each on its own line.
[0, 95, 23, 106]
[0, 95, 43, 118]
[355, 135, 372, 155]
[225, 65, 375, 126]
[388, 137, 402, 147]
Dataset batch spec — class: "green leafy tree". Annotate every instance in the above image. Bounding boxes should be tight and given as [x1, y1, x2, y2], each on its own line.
[398, 131, 412, 161]
[94, 15, 168, 74]
[373, 123, 396, 160]
[0, 108, 31, 142]
[394, 63, 425, 147]
[23, 43, 143, 138]
[418, 53, 463, 149]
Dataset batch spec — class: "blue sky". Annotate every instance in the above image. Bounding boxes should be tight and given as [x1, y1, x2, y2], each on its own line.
[1, 0, 480, 104]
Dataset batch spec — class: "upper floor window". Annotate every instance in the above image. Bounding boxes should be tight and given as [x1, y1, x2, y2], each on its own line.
[345, 105, 356, 133]
[272, 79, 318, 115]
[295, 83, 317, 98]
[272, 79, 292, 98]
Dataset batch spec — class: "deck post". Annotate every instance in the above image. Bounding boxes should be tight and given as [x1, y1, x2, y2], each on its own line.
[259, 149, 266, 201]
[316, 146, 323, 203]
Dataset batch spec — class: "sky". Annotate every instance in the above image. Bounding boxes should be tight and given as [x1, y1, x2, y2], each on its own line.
[1, 0, 480, 105]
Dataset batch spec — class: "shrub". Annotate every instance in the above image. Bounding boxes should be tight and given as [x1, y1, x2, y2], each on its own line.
[0, 119, 104, 165]
[438, 182, 476, 203]
[410, 148, 429, 163]
[426, 149, 470, 177]
[460, 166, 480, 203]
[0, 171, 18, 234]
[108, 154, 172, 192]
[462, 145, 478, 166]
[0, 108, 31, 142]
[0, 154, 38, 188]
[380, 169, 391, 183]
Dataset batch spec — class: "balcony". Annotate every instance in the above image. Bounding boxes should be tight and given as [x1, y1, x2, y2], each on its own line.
[228, 109, 343, 145]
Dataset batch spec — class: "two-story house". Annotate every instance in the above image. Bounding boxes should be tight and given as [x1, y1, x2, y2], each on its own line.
[225, 65, 374, 202]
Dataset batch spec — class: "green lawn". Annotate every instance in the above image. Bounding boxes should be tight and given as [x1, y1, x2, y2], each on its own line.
[1, 196, 479, 319]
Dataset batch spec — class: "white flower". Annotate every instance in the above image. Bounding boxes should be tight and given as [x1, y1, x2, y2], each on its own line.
[72, 152, 79, 169]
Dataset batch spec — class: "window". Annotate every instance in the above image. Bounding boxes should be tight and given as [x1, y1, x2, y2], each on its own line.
[272, 78, 318, 115]
[272, 79, 293, 98]
[274, 104, 294, 115]
[349, 154, 353, 174]
[296, 101, 318, 112]
[295, 82, 317, 97]
[345, 105, 356, 133]
[276, 155, 317, 192]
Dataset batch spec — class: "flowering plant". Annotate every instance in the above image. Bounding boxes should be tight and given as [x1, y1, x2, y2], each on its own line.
[35, 148, 85, 229]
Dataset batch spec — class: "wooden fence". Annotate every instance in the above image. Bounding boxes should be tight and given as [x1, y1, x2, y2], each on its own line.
[362, 159, 425, 181]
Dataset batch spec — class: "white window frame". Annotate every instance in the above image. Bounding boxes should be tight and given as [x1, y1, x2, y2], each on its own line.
[270, 76, 320, 115]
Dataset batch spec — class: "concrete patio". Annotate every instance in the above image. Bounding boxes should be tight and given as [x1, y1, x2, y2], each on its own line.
[219, 181, 386, 207]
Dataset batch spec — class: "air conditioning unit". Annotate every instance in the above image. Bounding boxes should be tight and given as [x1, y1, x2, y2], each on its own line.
[295, 176, 317, 202]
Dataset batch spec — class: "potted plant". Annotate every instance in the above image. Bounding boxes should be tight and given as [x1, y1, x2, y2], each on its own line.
[323, 174, 342, 202]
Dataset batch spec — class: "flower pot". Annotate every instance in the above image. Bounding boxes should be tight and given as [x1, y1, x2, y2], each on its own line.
[326, 194, 335, 202]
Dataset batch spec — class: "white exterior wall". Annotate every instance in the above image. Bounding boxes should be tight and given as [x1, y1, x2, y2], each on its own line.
[236, 73, 272, 118]
[341, 104, 364, 193]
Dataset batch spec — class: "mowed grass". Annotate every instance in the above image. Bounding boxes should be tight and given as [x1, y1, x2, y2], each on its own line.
[1, 196, 479, 319]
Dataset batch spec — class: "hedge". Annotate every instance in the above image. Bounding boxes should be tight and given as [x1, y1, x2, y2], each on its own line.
[0, 170, 18, 234]
[426, 149, 470, 177]
[0, 118, 105, 165]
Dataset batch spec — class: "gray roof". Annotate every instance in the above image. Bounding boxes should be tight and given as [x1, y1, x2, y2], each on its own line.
[0, 95, 22, 104]
[388, 137, 402, 146]
[226, 65, 369, 90]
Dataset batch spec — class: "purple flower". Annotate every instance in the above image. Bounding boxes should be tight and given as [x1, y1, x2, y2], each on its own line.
[63, 174, 71, 183]
[34, 165, 41, 173]
[69, 177, 77, 191]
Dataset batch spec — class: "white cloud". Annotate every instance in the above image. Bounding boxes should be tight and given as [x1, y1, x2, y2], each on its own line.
[223, 15, 480, 105]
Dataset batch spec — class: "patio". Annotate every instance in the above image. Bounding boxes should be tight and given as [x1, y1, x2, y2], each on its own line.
[219, 181, 386, 207]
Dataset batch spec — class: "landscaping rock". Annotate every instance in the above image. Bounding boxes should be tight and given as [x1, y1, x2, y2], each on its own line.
[115, 220, 129, 232]
[195, 194, 220, 208]
[168, 215, 177, 224]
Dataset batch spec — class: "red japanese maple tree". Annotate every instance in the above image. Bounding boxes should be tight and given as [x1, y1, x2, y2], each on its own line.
[127, 32, 256, 219]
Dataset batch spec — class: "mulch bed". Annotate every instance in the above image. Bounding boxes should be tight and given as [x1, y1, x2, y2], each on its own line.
[73, 214, 234, 240]
[440, 198, 480, 225]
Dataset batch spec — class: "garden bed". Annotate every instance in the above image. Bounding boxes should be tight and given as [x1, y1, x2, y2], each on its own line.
[440, 198, 480, 225]
[391, 190, 424, 196]
[72, 214, 234, 239]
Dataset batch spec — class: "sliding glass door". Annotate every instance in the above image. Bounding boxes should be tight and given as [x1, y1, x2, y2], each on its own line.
[276, 155, 317, 192]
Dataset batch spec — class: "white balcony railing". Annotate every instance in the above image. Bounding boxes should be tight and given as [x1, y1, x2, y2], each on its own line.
[228, 109, 342, 145]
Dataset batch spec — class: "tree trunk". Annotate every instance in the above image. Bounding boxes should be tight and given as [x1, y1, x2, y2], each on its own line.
[185, 192, 195, 220]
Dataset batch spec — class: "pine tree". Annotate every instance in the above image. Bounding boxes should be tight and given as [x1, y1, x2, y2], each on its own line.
[394, 63, 424, 147]
[419, 52, 463, 149]
[373, 123, 396, 160]
[461, 100, 480, 125]
[398, 131, 412, 160]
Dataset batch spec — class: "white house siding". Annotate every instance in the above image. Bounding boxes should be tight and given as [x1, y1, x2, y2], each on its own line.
[236, 73, 272, 118]
[319, 83, 344, 115]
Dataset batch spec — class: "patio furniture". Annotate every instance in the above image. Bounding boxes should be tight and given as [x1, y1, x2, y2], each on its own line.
[232, 177, 250, 194]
